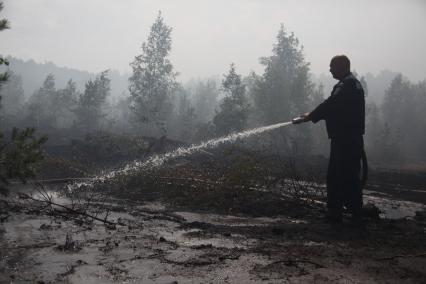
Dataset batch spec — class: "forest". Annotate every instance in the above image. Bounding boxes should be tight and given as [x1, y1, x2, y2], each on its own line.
[2, 15, 425, 168]
[1, 2, 425, 283]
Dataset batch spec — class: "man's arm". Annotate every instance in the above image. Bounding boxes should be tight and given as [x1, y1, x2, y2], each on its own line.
[293, 83, 345, 124]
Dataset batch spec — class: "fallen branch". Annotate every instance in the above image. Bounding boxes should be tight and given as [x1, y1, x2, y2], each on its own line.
[20, 193, 116, 226]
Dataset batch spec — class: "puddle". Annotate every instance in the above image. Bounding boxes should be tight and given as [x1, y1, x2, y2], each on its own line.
[157, 227, 254, 249]
[364, 194, 425, 219]
[176, 211, 305, 227]
[138, 202, 166, 211]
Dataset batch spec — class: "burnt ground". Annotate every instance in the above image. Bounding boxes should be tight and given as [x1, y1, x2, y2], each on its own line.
[1, 141, 426, 283]
[0, 181, 425, 283]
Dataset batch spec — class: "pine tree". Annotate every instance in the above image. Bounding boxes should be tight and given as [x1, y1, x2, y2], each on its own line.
[73, 71, 110, 132]
[55, 79, 78, 128]
[0, 128, 47, 195]
[252, 24, 314, 154]
[129, 11, 178, 136]
[0, 72, 25, 121]
[253, 24, 313, 124]
[25, 74, 57, 129]
[0, 1, 46, 195]
[382, 75, 410, 131]
[381, 75, 426, 161]
[213, 64, 250, 135]
[172, 86, 196, 141]
[193, 79, 219, 124]
[365, 101, 382, 159]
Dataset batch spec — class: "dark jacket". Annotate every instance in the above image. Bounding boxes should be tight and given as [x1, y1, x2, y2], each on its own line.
[309, 73, 365, 139]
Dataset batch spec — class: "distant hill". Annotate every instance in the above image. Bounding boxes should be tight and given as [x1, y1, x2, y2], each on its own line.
[0, 56, 130, 99]
[1, 56, 405, 106]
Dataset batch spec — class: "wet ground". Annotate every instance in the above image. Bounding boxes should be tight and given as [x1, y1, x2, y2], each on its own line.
[1, 183, 425, 283]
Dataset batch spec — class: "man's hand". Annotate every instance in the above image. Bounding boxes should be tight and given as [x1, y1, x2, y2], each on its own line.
[292, 113, 311, 124]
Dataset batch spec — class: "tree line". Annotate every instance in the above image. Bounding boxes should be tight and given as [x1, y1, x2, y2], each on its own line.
[1, 10, 425, 169]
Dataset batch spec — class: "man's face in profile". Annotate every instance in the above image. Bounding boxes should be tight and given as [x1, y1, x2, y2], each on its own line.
[329, 59, 346, 80]
[329, 61, 340, 80]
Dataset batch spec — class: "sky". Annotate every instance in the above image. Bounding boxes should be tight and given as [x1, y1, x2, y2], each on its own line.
[1, 0, 425, 82]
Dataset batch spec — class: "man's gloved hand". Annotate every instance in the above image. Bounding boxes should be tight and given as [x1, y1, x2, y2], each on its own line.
[292, 113, 311, 124]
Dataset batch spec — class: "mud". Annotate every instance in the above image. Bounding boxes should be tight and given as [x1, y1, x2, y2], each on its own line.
[1, 185, 425, 283]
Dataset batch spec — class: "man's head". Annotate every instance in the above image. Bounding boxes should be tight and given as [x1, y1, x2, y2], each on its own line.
[329, 55, 350, 80]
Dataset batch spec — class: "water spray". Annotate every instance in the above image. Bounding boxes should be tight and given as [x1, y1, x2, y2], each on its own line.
[82, 120, 296, 186]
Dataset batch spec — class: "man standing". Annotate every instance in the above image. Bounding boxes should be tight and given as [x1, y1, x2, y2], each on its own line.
[293, 55, 365, 224]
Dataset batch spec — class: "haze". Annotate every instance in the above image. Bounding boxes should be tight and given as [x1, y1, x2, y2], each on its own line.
[1, 0, 425, 81]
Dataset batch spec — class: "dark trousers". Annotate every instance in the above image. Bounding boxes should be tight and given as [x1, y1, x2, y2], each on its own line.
[327, 136, 364, 218]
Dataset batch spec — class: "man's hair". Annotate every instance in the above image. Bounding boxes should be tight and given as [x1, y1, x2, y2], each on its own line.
[331, 55, 350, 70]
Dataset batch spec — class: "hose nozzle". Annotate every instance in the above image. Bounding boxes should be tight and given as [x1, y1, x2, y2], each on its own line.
[292, 117, 305, 124]
[292, 113, 310, 124]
